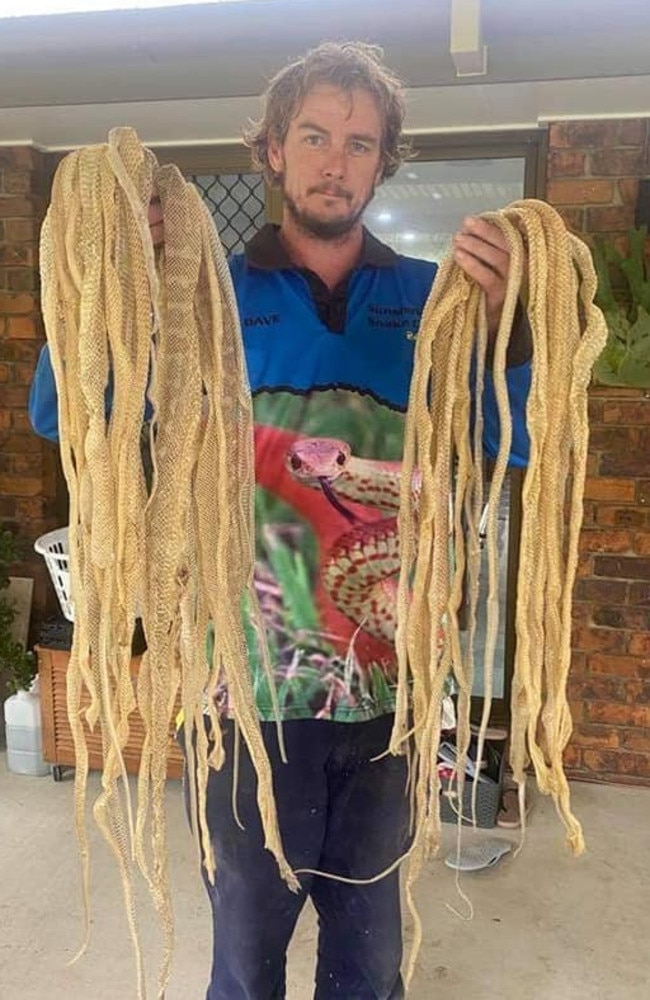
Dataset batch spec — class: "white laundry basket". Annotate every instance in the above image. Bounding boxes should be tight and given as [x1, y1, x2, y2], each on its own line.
[34, 527, 74, 622]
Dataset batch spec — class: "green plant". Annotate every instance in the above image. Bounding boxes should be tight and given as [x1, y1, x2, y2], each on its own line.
[0, 528, 37, 696]
[592, 226, 650, 387]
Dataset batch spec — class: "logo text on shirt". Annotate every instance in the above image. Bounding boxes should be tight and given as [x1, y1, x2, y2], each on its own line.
[367, 303, 421, 330]
[244, 313, 280, 328]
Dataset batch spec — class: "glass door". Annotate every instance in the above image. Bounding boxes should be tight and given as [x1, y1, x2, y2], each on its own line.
[365, 151, 533, 718]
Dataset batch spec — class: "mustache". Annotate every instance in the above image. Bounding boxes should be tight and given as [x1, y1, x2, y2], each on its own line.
[307, 184, 352, 201]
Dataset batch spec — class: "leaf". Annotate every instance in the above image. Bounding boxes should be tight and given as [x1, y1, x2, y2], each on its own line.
[620, 225, 650, 314]
[627, 304, 650, 347]
[369, 664, 395, 706]
[266, 541, 319, 632]
[617, 318, 650, 387]
[592, 326, 628, 384]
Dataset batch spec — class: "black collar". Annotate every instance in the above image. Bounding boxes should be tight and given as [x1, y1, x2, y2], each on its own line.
[244, 223, 398, 271]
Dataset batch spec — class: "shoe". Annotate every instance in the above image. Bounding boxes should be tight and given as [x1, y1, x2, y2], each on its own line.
[497, 787, 532, 829]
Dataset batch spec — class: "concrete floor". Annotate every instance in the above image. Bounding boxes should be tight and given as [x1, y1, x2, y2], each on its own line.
[1, 755, 649, 1000]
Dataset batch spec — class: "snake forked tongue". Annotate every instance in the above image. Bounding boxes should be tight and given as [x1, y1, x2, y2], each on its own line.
[318, 477, 358, 524]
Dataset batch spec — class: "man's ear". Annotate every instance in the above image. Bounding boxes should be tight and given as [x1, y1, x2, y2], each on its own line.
[267, 134, 285, 177]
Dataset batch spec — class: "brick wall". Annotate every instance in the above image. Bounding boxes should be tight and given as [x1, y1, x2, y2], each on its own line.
[546, 120, 650, 784]
[0, 148, 60, 634]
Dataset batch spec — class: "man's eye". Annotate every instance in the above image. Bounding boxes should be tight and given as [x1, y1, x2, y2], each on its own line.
[304, 134, 324, 147]
[350, 141, 371, 155]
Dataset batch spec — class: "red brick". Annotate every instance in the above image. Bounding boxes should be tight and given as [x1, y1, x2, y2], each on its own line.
[628, 632, 650, 656]
[588, 653, 650, 677]
[588, 701, 650, 726]
[592, 606, 650, 631]
[547, 150, 587, 178]
[576, 552, 593, 578]
[571, 603, 592, 626]
[0, 170, 32, 195]
[634, 533, 650, 556]
[7, 269, 37, 293]
[0, 196, 35, 218]
[583, 477, 636, 502]
[578, 529, 632, 554]
[594, 555, 650, 580]
[630, 582, 650, 607]
[558, 207, 587, 233]
[14, 496, 51, 520]
[0, 431, 37, 453]
[572, 725, 620, 749]
[600, 450, 650, 477]
[589, 148, 645, 176]
[571, 673, 643, 702]
[0, 293, 36, 314]
[638, 481, 650, 505]
[3, 219, 41, 242]
[0, 340, 40, 363]
[0, 475, 42, 497]
[588, 425, 640, 452]
[5, 316, 39, 339]
[581, 749, 650, 777]
[11, 409, 37, 432]
[549, 120, 646, 149]
[582, 749, 625, 775]
[596, 507, 649, 529]
[9, 453, 43, 476]
[570, 651, 588, 675]
[0, 495, 17, 518]
[621, 731, 650, 754]
[547, 179, 614, 206]
[11, 361, 37, 385]
[0, 245, 31, 266]
[582, 501, 597, 526]
[571, 625, 626, 654]
[618, 178, 640, 205]
[586, 205, 636, 233]
[0, 385, 29, 407]
[573, 577, 628, 603]
[591, 383, 639, 399]
[0, 148, 39, 170]
[615, 751, 650, 777]
[562, 744, 583, 769]
[587, 396, 605, 422]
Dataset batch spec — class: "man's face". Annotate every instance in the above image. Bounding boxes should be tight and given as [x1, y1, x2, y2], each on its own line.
[268, 84, 384, 240]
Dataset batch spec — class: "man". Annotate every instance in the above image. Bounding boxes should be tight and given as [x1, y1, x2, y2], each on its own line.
[30, 42, 531, 1000]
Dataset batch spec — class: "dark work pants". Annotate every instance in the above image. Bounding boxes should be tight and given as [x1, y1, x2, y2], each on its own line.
[180, 715, 410, 1000]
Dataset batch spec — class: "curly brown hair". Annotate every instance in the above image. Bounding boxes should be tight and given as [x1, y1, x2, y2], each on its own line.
[244, 42, 411, 186]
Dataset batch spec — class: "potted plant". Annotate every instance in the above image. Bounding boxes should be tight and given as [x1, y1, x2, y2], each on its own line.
[1, 527, 48, 776]
[0, 529, 36, 692]
[592, 226, 650, 387]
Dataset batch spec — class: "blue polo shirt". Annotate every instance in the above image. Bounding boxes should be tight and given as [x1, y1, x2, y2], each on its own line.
[29, 224, 531, 722]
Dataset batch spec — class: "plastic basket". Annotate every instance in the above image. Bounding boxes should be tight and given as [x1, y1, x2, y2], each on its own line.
[439, 741, 504, 829]
[34, 527, 74, 623]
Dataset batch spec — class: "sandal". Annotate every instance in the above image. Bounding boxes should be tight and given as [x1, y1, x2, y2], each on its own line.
[444, 838, 512, 871]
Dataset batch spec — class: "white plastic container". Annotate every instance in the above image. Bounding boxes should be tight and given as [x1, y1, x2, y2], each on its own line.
[4, 683, 50, 777]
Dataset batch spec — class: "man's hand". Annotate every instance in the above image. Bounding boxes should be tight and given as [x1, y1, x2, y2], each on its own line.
[452, 216, 515, 336]
[148, 195, 164, 247]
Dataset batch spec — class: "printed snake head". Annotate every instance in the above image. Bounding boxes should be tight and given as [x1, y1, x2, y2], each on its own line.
[285, 437, 351, 486]
[285, 437, 357, 523]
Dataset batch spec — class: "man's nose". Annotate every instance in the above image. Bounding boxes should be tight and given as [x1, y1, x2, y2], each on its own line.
[322, 147, 346, 179]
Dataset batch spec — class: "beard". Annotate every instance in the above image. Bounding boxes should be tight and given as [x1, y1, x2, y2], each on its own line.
[281, 182, 375, 241]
